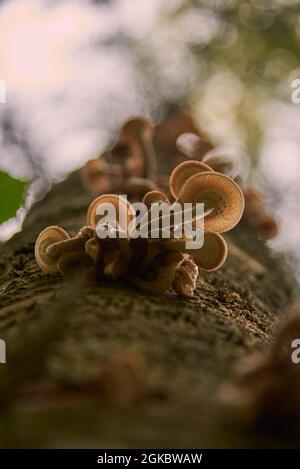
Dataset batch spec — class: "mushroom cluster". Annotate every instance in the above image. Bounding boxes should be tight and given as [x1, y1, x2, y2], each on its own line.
[176, 131, 278, 240]
[35, 160, 244, 298]
[81, 117, 163, 199]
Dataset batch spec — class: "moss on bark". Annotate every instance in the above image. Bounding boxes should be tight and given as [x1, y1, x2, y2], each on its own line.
[0, 171, 296, 448]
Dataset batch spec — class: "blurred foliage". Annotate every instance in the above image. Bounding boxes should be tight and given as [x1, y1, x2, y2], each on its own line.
[0, 171, 28, 224]
[135, 0, 300, 168]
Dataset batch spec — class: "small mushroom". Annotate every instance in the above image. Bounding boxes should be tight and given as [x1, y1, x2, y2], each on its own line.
[85, 238, 103, 263]
[46, 237, 86, 260]
[103, 248, 128, 280]
[57, 251, 91, 276]
[35, 226, 70, 273]
[169, 160, 214, 199]
[202, 152, 237, 178]
[121, 117, 156, 180]
[173, 255, 198, 298]
[176, 132, 211, 159]
[87, 194, 136, 234]
[81, 159, 122, 194]
[178, 172, 245, 233]
[130, 191, 171, 237]
[163, 231, 228, 271]
[243, 188, 278, 240]
[127, 251, 185, 295]
[189, 231, 228, 271]
[124, 177, 159, 197]
[76, 226, 96, 240]
[142, 190, 170, 209]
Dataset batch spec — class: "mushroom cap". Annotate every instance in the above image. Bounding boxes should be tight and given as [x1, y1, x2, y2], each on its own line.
[162, 231, 228, 271]
[142, 191, 170, 209]
[243, 188, 264, 207]
[87, 194, 136, 233]
[252, 215, 279, 240]
[124, 177, 158, 196]
[121, 117, 154, 141]
[110, 141, 131, 160]
[178, 171, 245, 232]
[176, 132, 209, 159]
[169, 160, 213, 199]
[202, 153, 236, 177]
[173, 255, 198, 298]
[190, 232, 228, 271]
[81, 159, 112, 194]
[35, 226, 70, 273]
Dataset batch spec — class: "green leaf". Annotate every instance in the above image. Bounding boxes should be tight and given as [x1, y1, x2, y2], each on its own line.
[0, 171, 28, 224]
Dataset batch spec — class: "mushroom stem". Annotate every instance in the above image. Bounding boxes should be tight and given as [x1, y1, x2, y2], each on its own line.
[47, 237, 86, 260]
[85, 238, 102, 263]
[140, 134, 157, 180]
[126, 252, 185, 295]
[57, 251, 91, 276]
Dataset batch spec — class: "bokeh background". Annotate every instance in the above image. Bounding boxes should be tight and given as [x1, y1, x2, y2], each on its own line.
[0, 0, 300, 282]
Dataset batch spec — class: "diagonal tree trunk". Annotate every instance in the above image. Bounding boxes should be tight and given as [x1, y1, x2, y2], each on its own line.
[0, 170, 295, 448]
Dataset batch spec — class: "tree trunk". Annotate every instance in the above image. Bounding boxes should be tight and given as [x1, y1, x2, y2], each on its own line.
[0, 170, 295, 448]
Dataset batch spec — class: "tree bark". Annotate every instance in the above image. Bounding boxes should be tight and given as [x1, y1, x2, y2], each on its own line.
[0, 170, 295, 448]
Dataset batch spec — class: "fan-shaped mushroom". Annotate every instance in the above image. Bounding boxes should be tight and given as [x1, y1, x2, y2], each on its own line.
[142, 190, 170, 209]
[176, 132, 210, 159]
[178, 172, 244, 233]
[163, 231, 227, 271]
[121, 118, 156, 180]
[243, 188, 278, 240]
[189, 231, 228, 271]
[81, 159, 122, 194]
[124, 177, 159, 197]
[35, 226, 70, 273]
[202, 152, 237, 178]
[87, 194, 136, 235]
[169, 160, 213, 199]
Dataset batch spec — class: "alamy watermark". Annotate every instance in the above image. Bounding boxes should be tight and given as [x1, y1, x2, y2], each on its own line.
[0, 339, 6, 364]
[291, 338, 300, 364]
[95, 197, 207, 250]
[0, 79, 6, 104]
[291, 79, 300, 104]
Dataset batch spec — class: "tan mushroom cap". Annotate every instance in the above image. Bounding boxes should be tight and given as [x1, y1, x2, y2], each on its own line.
[255, 215, 278, 240]
[81, 159, 122, 194]
[35, 226, 70, 273]
[121, 117, 154, 141]
[176, 132, 208, 159]
[169, 160, 213, 199]
[142, 191, 170, 209]
[124, 177, 158, 196]
[162, 231, 227, 271]
[202, 153, 236, 177]
[243, 188, 278, 240]
[190, 232, 228, 271]
[87, 194, 136, 233]
[178, 172, 245, 233]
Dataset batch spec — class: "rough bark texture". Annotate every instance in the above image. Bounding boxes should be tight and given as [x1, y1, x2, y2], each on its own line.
[0, 171, 296, 448]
